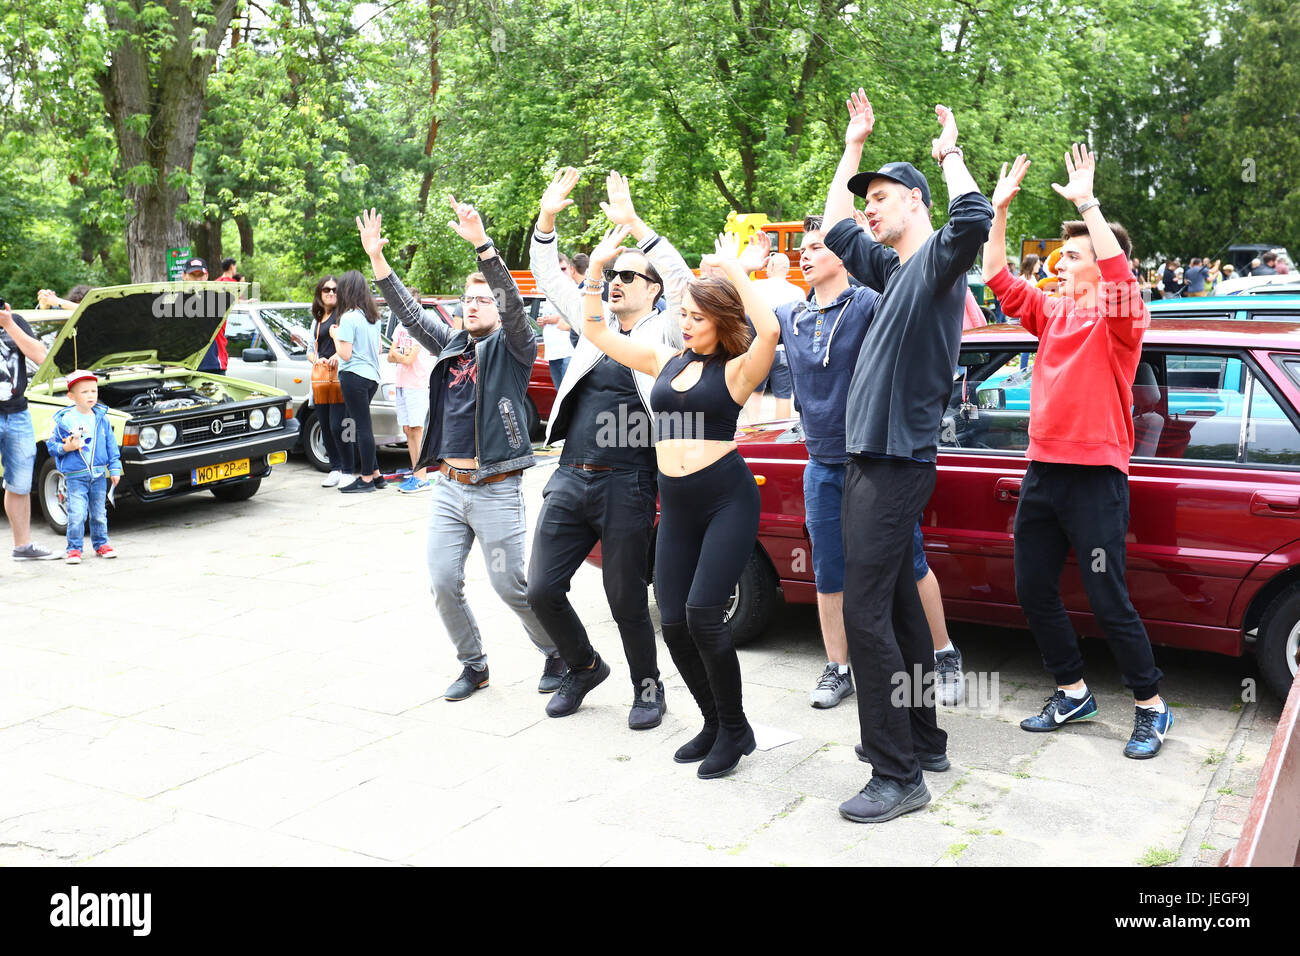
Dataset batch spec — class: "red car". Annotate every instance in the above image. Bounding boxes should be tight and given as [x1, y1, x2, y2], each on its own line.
[594, 315, 1300, 700]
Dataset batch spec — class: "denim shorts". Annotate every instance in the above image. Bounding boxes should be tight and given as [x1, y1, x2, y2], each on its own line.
[912, 518, 929, 582]
[803, 457, 846, 593]
[0, 409, 36, 495]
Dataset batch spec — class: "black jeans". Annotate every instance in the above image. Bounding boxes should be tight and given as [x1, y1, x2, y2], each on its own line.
[654, 452, 760, 730]
[527, 466, 658, 688]
[842, 456, 947, 784]
[318, 400, 345, 472]
[1013, 461, 1162, 699]
[338, 370, 378, 477]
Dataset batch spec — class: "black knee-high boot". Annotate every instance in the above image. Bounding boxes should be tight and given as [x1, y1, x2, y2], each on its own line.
[661, 620, 718, 762]
[686, 604, 755, 778]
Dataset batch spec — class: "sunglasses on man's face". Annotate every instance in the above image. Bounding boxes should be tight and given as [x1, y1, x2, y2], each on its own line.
[603, 268, 653, 285]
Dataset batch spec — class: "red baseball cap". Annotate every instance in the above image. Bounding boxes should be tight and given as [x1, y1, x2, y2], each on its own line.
[66, 369, 98, 389]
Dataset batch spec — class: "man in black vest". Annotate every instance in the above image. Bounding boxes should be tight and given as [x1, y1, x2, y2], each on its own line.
[358, 200, 561, 702]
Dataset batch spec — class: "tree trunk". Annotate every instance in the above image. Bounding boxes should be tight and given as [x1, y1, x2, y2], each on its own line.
[97, 1, 239, 281]
[235, 214, 254, 258]
[193, 217, 223, 269]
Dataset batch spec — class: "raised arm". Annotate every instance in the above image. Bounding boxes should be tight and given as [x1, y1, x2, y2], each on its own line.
[929, 105, 994, 286]
[448, 195, 536, 367]
[358, 208, 451, 355]
[531, 167, 587, 329]
[0, 310, 46, 365]
[601, 169, 687, 347]
[581, 225, 676, 377]
[706, 233, 780, 402]
[983, 155, 1031, 280]
[1050, 143, 1122, 261]
[823, 88, 872, 231]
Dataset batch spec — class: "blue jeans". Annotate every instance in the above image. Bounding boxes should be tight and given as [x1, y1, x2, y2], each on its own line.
[426, 471, 555, 667]
[65, 473, 109, 552]
[0, 409, 36, 494]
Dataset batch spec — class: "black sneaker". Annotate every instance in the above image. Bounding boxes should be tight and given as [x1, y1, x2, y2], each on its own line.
[628, 680, 666, 730]
[538, 655, 567, 694]
[855, 744, 949, 772]
[372, 474, 387, 489]
[839, 772, 930, 823]
[1020, 688, 1098, 732]
[545, 654, 610, 717]
[444, 664, 489, 701]
[339, 478, 375, 494]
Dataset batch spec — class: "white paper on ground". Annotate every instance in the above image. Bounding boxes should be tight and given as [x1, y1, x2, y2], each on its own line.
[750, 721, 800, 752]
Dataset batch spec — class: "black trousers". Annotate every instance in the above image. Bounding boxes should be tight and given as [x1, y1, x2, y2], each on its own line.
[1013, 461, 1162, 699]
[842, 456, 947, 784]
[655, 452, 760, 730]
[318, 400, 345, 472]
[338, 370, 378, 477]
[527, 466, 659, 687]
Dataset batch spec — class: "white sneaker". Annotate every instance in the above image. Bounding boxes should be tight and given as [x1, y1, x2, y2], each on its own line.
[321, 471, 343, 488]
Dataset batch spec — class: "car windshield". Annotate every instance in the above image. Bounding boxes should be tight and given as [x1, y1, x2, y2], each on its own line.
[258, 307, 313, 355]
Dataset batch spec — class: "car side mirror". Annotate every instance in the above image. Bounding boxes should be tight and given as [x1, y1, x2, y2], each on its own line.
[977, 387, 1006, 409]
[242, 348, 272, 363]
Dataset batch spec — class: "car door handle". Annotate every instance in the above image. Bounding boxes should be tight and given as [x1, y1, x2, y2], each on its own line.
[995, 478, 1022, 502]
[1251, 491, 1300, 516]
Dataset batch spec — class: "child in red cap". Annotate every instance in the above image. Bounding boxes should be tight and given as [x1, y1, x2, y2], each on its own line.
[45, 370, 121, 563]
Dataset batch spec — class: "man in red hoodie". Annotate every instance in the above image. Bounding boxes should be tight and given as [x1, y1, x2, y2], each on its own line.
[982, 145, 1171, 759]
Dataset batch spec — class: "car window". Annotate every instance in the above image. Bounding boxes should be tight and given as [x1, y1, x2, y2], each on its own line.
[258, 307, 313, 355]
[225, 311, 260, 356]
[942, 349, 1034, 452]
[1138, 353, 1243, 462]
[1245, 374, 1300, 465]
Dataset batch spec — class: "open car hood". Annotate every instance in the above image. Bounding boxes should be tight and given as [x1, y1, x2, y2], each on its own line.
[32, 282, 240, 387]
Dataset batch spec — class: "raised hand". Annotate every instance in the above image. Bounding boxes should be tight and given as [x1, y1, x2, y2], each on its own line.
[931, 104, 959, 162]
[701, 232, 745, 280]
[590, 223, 633, 271]
[447, 194, 490, 247]
[853, 208, 870, 231]
[356, 208, 389, 259]
[844, 88, 874, 148]
[540, 166, 580, 219]
[599, 170, 639, 227]
[992, 154, 1031, 210]
[738, 230, 771, 273]
[1050, 143, 1096, 205]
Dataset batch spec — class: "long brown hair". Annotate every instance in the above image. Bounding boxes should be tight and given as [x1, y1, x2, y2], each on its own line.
[335, 270, 381, 325]
[684, 276, 752, 362]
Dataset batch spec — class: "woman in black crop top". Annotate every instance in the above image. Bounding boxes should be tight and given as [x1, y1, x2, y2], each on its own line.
[582, 227, 780, 779]
[308, 275, 347, 485]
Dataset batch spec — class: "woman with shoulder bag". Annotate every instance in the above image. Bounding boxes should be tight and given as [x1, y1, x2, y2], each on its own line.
[308, 276, 347, 487]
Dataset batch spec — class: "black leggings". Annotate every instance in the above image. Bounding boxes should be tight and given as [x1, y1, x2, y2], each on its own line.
[655, 451, 760, 730]
[339, 370, 378, 477]
[318, 400, 345, 472]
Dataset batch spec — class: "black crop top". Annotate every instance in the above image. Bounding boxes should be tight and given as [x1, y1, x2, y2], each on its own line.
[650, 351, 744, 442]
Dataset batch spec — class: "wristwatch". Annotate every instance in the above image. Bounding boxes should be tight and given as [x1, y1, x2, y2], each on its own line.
[1076, 198, 1100, 215]
[475, 239, 495, 255]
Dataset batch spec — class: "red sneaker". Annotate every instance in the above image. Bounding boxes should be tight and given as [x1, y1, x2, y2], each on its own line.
[95, 545, 117, 559]
[65, 549, 82, 565]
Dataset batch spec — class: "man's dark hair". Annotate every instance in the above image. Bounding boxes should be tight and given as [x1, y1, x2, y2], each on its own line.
[1263, 251, 1278, 266]
[335, 270, 380, 324]
[803, 215, 824, 233]
[66, 284, 92, 303]
[571, 253, 589, 274]
[1061, 220, 1132, 260]
[1190, 257, 1202, 267]
[557, 252, 571, 269]
[221, 257, 237, 272]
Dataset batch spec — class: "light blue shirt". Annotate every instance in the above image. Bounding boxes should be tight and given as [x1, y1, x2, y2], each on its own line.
[336, 308, 382, 382]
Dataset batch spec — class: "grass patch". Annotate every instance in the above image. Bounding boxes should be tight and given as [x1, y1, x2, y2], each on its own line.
[1138, 846, 1178, 866]
[943, 843, 968, 860]
[1217, 786, 1235, 795]
[1205, 748, 1225, 766]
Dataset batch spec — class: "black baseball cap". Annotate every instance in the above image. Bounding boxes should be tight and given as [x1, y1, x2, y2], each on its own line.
[183, 257, 208, 274]
[848, 161, 931, 207]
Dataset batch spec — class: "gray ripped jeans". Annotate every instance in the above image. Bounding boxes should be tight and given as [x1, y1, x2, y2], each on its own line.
[426, 471, 555, 668]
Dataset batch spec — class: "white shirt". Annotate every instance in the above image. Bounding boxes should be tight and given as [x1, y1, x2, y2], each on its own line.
[540, 299, 573, 360]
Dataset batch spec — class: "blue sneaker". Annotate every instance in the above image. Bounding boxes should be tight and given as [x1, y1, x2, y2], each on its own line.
[399, 476, 430, 493]
[1124, 701, 1173, 759]
[1020, 688, 1099, 732]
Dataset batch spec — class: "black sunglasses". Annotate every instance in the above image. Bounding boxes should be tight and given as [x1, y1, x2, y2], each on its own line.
[322, 286, 338, 293]
[603, 268, 654, 285]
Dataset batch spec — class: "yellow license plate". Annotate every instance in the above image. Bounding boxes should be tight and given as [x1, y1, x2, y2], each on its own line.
[192, 459, 250, 485]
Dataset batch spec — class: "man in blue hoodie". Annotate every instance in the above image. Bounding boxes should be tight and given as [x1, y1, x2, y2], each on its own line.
[46, 370, 121, 563]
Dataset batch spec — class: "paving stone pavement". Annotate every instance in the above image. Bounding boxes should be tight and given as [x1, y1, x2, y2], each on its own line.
[0, 450, 1285, 866]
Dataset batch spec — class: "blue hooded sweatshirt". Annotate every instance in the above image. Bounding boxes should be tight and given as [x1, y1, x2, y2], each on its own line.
[46, 403, 122, 478]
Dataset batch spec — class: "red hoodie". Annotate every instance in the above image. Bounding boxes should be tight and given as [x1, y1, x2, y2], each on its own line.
[986, 253, 1149, 474]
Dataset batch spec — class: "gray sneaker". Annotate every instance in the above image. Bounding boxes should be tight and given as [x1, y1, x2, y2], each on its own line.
[934, 647, 965, 707]
[810, 663, 854, 709]
[13, 543, 58, 561]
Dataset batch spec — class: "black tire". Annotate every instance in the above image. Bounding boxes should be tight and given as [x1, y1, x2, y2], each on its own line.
[725, 548, 779, 647]
[300, 409, 331, 472]
[210, 477, 262, 502]
[1256, 585, 1300, 701]
[37, 456, 69, 536]
[525, 397, 544, 443]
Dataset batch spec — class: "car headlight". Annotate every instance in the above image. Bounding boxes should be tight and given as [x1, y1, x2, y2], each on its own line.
[139, 426, 158, 451]
[248, 409, 265, 430]
[159, 424, 178, 446]
[266, 405, 282, 428]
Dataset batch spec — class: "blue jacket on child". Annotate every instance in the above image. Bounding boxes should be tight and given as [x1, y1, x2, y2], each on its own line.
[45, 403, 123, 478]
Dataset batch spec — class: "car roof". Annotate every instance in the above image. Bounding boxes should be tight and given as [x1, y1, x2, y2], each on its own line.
[964, 316, 1300, 350]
